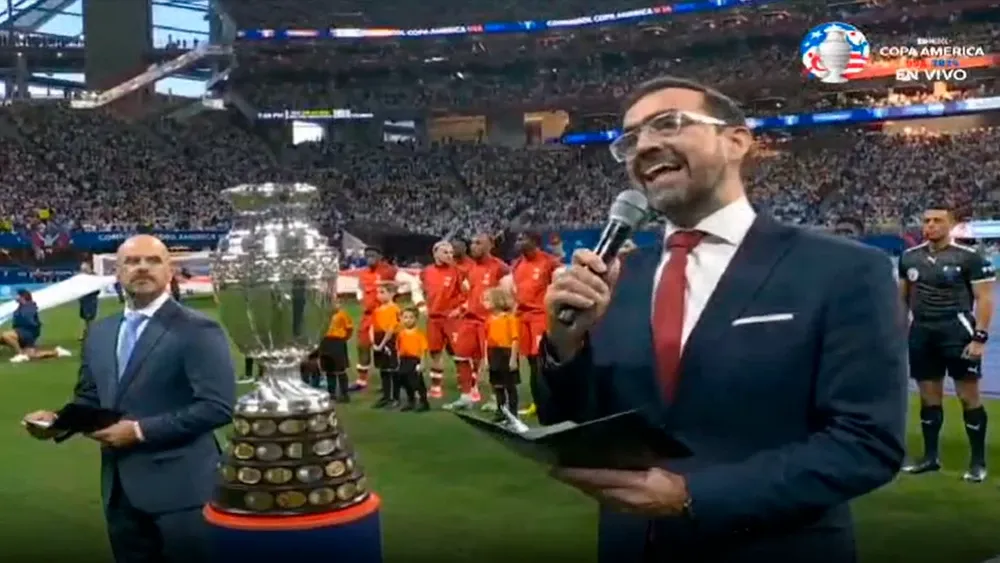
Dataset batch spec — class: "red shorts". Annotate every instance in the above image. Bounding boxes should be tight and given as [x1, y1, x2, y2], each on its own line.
[518, 314, 547, 357]
[357, 312, 374, 348]
[427, 317, 458, 354]
[452, 319, 484, 360]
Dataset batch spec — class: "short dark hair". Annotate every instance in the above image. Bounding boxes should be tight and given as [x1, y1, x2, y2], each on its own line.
[925, 204, 954, 217]
[519, 231, 542, 245]
[834, 217, 865, 235]
[835, 217, 864, 233]
[621, 75, 746, 126]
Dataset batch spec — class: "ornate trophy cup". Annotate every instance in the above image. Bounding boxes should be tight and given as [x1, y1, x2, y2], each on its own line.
[203, 183, 383, 563]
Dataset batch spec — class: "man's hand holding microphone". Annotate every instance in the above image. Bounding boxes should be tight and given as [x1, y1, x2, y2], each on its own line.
[544, 248, 692, 516]
[543, 249, 620, 361]
[540, 190, 693, 517]
[543, 189, 647, 361]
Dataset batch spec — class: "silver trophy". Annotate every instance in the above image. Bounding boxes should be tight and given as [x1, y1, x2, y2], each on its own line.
[210, 182, 369, 516]
[817, 28, 852, 84]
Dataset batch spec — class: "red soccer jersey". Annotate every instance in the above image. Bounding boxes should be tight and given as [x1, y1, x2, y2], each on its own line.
[512, 251, 560, 316]
[465, 255, 509, 321]
[420, 263, 466, 317]
[455, 256, 475, 278]
[358, 261, 398, 313]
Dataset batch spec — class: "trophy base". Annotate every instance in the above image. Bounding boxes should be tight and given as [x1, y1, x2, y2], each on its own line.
[204, 494, 382, 563]
[207, 491, 367, 517]
[213, 368, 370, 516]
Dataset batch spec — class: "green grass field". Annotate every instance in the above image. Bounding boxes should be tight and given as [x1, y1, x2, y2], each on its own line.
[1, 297, 999, 562]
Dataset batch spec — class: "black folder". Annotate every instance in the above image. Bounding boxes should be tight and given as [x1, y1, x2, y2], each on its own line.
[454, 409, 691, 469]
[50, 403, 123, 442]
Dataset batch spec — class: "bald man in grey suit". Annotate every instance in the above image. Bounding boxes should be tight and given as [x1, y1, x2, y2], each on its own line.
[25, 235, 235, 563]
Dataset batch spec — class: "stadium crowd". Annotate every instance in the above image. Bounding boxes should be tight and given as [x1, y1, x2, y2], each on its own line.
[217, 0, 965, 29]
[0, 0, 998, 237]
[233, 13, 1000, 111]
[1, 101, 998, 237]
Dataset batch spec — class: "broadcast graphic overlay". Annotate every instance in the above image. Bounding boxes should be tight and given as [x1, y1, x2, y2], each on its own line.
[886, 37, 988, 83]
[800, 22, 871, 84]
[801, 22, 994, 84]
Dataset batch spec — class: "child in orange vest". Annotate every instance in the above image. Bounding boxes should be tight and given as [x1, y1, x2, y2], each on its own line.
[482, 287, 520, 424]
[396, 307, 431, 412]
[371, 283, 401, 409]
[319, 299, 354, 402]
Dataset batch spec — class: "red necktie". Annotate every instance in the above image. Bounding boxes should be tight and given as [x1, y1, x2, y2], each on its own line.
[652, 230, 705, 401]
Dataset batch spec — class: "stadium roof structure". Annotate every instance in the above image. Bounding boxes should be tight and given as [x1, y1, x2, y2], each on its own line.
[0, 0, 77, 34]
[0, 0, 214, 97]
[0, 0, 209, 39]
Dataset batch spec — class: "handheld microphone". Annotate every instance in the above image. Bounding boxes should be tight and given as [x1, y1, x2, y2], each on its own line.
[556, 189, 650, 325]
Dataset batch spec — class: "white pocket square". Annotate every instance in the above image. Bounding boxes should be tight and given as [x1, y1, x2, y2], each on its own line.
[731, 313, 795, 326]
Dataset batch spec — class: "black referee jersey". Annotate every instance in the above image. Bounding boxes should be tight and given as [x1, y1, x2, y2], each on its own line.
[898, 242, 995, 322]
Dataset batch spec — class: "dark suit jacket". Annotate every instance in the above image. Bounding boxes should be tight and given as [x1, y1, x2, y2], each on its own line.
[533, 216, 907, 563]
[73, 298, 236, 514]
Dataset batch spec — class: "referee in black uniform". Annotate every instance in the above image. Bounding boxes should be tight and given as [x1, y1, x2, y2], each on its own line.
[899, 206, 995, 482]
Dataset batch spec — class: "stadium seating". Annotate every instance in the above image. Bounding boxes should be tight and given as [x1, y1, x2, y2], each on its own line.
[0, 0, 997, 239]
[217, 0, 976, 30]
[2, 101, 998, 237]
[218, 0, 742, 28]
[231, 11, 1000, 111]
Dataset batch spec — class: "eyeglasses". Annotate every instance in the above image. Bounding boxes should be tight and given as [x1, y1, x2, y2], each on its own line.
[609, 110, 728, 163]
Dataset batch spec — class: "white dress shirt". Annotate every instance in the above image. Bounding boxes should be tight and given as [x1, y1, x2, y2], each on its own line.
[117, 290, 171, 361]
[655, 197, 756, 348]
[116, 290, 171, 443]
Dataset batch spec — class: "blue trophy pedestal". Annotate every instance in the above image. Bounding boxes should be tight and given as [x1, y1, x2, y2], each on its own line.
[204, 494, 382, 563]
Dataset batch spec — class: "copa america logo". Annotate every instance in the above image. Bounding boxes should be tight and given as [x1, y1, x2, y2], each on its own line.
[800, 22, 871, 84]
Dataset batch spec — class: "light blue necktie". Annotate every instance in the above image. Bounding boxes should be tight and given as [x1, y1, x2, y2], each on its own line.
[118, 312, 146, 379]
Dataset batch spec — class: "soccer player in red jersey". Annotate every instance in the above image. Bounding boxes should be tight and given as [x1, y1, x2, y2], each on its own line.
[355, 247, 398, 390]
[507, 232, 562, 416]
[451, 233, 509, 410]
[452, 238, 475, 278]
[419, 241, 467, 400]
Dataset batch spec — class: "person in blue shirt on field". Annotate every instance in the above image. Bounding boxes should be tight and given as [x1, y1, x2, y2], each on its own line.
[79, 262, 101, 339]
[1, 289, 71, 363]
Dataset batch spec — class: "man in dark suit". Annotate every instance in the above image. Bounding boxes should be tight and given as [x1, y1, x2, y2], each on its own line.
[536, 76, 907, 562]
[24, 234, 235, 563]
[79, 260, 101, 340]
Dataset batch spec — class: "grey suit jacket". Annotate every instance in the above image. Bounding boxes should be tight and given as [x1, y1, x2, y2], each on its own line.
[73, 298, 236, 514]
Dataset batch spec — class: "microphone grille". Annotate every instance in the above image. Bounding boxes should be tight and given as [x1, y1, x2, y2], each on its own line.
[608, 189, 649, 228]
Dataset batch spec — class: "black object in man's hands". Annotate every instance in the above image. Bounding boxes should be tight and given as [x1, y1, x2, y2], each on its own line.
[455, 409, 690, 470]
[50, 403, 123, 442]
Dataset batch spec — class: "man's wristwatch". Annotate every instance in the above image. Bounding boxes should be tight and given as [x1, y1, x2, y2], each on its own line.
[973, 330, 989, 343]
